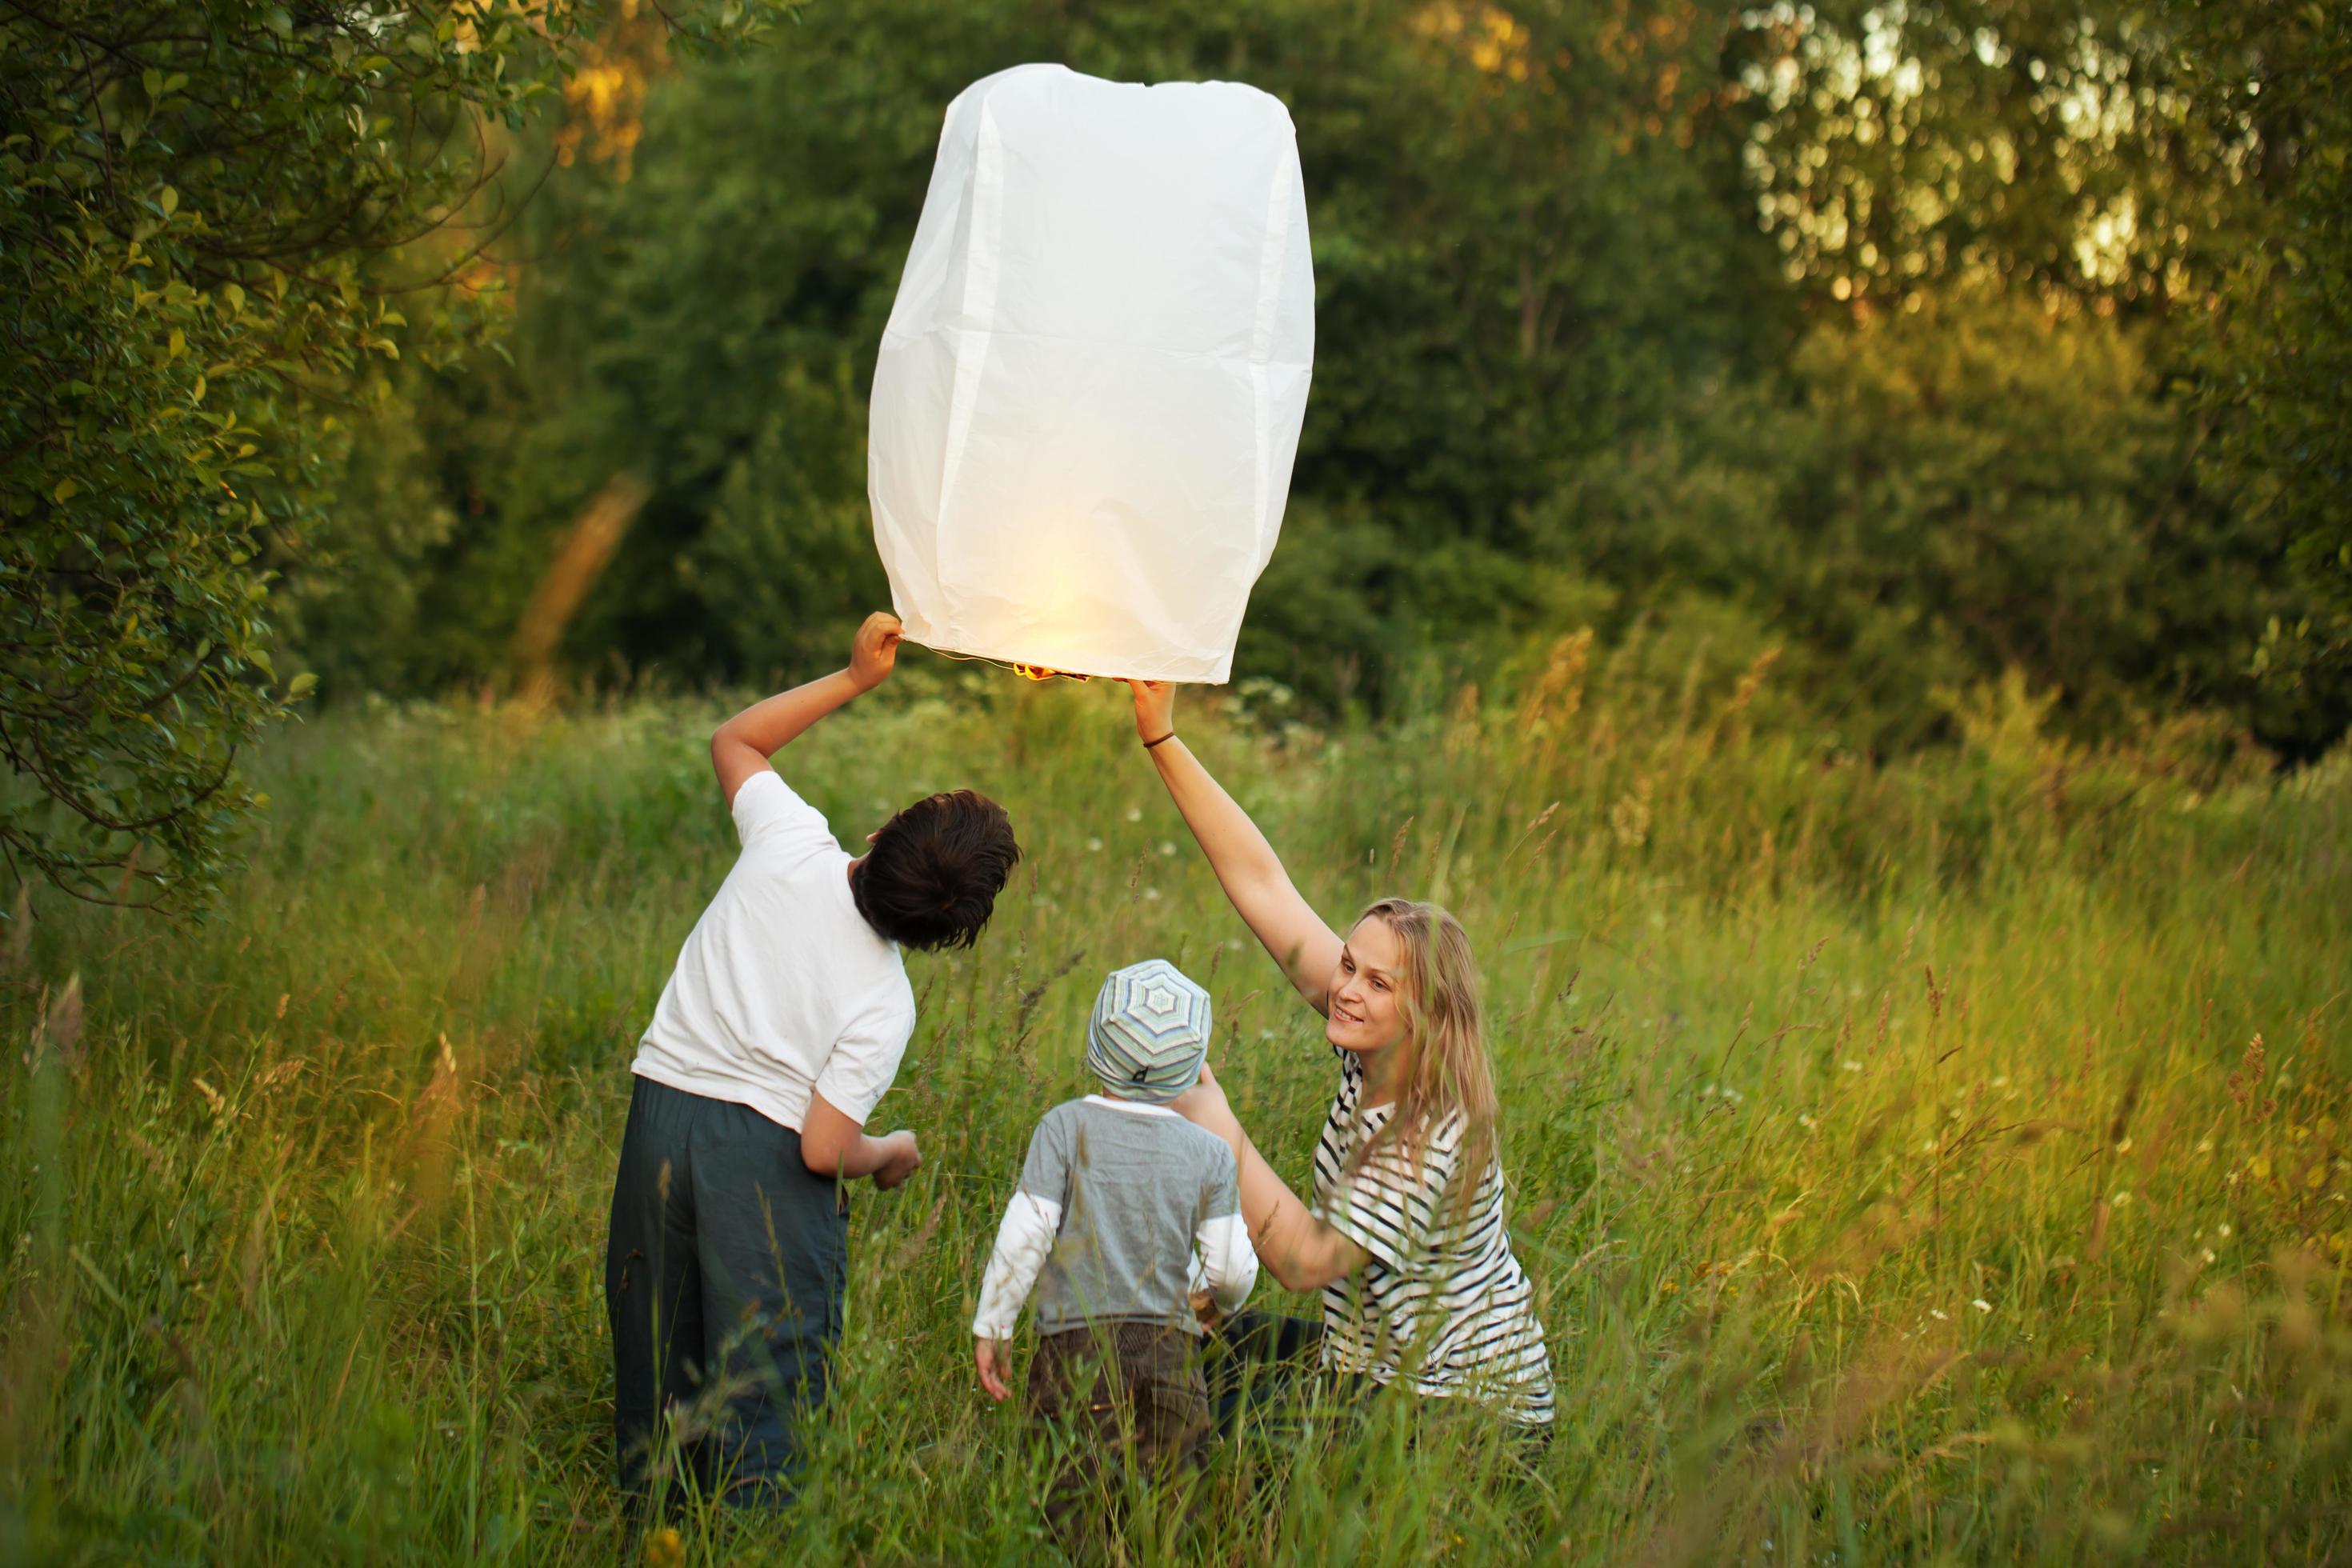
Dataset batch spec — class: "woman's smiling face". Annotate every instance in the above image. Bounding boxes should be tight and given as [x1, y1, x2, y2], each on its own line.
[1326, 915, 1410, 1056]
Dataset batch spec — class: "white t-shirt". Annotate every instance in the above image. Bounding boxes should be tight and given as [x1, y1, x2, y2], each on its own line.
[630, 769, 916, 1132]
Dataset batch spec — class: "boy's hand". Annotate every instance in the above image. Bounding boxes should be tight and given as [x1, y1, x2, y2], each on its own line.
[872, 1129, 922, 1190]
[1128, 679, 1176, 745]
[974, 1337, 1013, 1402]
[850, 611, 903, 692]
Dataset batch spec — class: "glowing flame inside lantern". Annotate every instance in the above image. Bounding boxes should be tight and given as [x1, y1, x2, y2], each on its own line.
[1012, 663, 1092, 683]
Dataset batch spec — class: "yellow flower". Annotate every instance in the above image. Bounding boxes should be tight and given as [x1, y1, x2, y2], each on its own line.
[644, 1527, 686, 1568]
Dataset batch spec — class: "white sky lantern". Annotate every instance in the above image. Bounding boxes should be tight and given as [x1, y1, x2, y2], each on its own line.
[870, 64, 1314, 683]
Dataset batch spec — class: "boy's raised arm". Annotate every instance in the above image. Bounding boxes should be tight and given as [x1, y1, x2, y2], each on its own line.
[711, 611, 902, 806]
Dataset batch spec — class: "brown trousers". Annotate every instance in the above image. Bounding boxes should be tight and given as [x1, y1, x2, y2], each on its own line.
[1026, 1321, 1212, 1531]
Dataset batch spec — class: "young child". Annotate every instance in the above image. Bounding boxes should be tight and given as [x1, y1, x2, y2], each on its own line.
[971, 959, 1258, 1520]
[605, 612, 1022, 1506]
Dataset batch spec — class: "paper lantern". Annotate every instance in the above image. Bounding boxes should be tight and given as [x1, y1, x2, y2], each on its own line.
[869, 64, 1314, 683]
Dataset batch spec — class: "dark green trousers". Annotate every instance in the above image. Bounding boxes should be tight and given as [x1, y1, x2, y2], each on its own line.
[604, 1075, 847, 1504]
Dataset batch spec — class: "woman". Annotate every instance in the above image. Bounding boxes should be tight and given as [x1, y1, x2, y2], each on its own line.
[1128, 681, 1555, 1432]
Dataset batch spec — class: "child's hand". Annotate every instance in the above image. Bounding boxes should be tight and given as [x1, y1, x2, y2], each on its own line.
[974, 1337, 1013, 1402]
[850, 611, 903, 692]
[873, 1129, 922, 1190]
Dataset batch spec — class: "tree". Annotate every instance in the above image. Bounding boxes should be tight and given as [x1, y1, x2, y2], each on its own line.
[2177, 2, 2352, 710]
[0, 0, 782, 911]
[286, 0, 2347, 757]
[296, 0, 1776, 708]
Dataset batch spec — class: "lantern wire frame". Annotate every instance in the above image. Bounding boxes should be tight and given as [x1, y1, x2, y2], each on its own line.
[920, 646, 1096, 683]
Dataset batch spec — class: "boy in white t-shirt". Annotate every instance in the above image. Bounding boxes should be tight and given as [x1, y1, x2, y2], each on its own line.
[605, 612, 1022, 1507]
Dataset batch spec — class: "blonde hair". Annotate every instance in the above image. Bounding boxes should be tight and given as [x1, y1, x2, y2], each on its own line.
[1348, 897, 1499, 1217]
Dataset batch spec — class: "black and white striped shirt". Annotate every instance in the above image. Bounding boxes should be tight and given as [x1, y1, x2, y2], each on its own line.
[1311, 1046, 1556, 1426]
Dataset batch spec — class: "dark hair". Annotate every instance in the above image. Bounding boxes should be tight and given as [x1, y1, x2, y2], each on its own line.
[850, 790, 1021, 951]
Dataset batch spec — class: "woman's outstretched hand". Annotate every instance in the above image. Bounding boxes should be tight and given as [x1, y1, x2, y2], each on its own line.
[1128, 678, 1176, 746]
[1172, 1061, 1241, 1146]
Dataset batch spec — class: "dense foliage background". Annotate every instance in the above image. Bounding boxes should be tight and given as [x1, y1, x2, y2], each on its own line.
[295, 1, 2350, 746]
[8, 0, 2350, 907]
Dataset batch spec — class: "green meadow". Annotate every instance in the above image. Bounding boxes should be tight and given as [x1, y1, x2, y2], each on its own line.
[3, 649, 2347, 1564]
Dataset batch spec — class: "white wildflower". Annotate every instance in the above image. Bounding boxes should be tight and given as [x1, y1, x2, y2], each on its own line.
[1970, 1298, 1992, 1314]
[1086, 837, 1104, 852]
[1124, 806, 1142, 823]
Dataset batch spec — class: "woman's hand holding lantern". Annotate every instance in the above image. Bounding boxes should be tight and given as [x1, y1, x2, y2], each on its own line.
[1129, 678, 1177, 748]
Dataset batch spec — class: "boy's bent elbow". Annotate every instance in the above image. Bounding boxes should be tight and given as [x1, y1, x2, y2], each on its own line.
[798, 1125, 846, 1178]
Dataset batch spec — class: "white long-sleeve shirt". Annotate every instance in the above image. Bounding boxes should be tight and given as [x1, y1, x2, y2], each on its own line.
[972, 1095, 1256, 1339]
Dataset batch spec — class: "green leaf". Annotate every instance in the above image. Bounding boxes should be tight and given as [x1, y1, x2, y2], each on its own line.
[52, 478, 80, 504]
[286, 672, 318, 700]
[158, 185, 178, 217]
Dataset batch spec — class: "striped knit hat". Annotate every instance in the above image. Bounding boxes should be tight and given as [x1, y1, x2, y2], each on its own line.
[1085, 959, 1213, 1105]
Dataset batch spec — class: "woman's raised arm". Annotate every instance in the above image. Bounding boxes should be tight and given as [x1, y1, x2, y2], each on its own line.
[1130, 681, 1342, 1013]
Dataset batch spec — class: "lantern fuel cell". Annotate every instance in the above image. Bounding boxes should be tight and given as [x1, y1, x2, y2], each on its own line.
[869, 64, 1315, 684]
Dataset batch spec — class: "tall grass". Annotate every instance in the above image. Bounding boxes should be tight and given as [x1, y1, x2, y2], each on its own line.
[2, 645, 2347, 1564]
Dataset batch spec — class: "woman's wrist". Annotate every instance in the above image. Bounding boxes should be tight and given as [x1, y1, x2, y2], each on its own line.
[1142, 729, 1177, 749]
